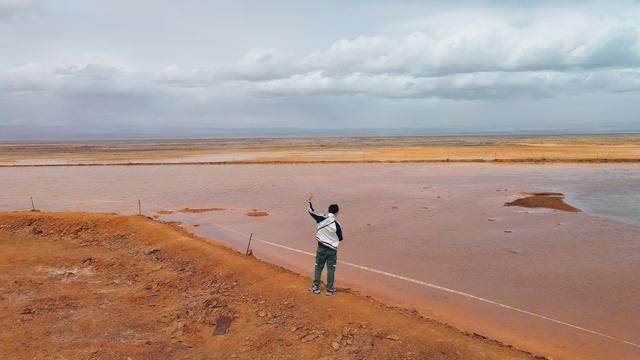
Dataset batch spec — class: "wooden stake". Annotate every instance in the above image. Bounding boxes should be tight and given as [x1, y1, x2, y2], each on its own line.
[138, 200, 142, 215]
[245, 233, 253, 256]
[30, 197, 35, 211]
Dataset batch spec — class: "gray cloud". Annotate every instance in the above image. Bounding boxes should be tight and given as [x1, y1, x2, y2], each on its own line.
[2, 0, 640, 137]
[0, 0, 40, 20]
[252, 69, 640, 100]
[241, 11, 640, 99]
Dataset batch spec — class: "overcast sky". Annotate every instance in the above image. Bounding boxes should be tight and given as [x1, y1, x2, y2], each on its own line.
[2, 0, 640, 139]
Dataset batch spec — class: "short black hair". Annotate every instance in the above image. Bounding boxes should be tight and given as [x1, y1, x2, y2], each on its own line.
[328, 204, 339, 214]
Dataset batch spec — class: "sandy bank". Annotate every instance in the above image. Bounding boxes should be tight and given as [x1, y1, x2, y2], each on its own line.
[179, 207, 228, 213]
[0, 211, 540, 359]
[504, 192, 581, 212]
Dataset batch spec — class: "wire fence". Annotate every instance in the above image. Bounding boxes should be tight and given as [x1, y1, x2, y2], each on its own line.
[3, 196, 640, 350]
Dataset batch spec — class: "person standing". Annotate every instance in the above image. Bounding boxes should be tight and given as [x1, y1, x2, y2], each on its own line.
[306, 194, 343, 296]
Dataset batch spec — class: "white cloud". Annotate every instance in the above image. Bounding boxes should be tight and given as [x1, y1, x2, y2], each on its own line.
[299, 12, 640, 75]
[2, 1, 640, 135]
[1, 63, 156, 97]
[252, 69, 640, 100]
[3, 8, 640, 100]
[234, 10, 640, 99]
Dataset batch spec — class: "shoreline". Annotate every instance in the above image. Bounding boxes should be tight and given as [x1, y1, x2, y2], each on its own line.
[1, 157, 640, 168]
[0, 211, 543, 359]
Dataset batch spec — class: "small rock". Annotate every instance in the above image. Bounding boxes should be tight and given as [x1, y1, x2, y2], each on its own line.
[386, 334, 400, 341]
[258, 311, 266, 317]
[301, 333, 318, 342]
[144, 248, 160, 255]
[21, 307, 34, 315]
[331, 341, 340, 350]
[213, 315, 233, 336]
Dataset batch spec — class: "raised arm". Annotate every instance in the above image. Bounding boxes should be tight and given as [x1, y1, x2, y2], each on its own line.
[307, 201, 327, 223]
[336, 221, 344, 241]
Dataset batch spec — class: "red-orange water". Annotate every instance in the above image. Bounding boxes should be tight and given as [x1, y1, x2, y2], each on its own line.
[1, 163, 639, 359]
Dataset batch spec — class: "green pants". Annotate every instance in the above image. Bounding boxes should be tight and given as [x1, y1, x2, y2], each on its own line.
[313, 245, 337, 288]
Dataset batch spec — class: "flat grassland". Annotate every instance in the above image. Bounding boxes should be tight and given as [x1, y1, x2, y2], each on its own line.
[1, 135, 640, 164]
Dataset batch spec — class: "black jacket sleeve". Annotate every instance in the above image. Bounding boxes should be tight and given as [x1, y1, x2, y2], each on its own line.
[307, 202, 327, 223]
[336, 221, 343, 241]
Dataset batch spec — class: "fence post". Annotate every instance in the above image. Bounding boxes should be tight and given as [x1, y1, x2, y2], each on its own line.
[30, 197, 36, 211]
[138, 200, 142, 215]
[245, 233, 253, 256]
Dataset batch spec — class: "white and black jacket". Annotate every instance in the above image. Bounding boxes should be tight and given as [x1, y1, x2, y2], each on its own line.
[307, 202, 343, 250]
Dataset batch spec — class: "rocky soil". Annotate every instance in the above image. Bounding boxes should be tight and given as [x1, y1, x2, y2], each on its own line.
[0, 212, 542, 359]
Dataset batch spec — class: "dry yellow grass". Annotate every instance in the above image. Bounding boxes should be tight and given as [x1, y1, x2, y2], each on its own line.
[1, 135, 639, 164]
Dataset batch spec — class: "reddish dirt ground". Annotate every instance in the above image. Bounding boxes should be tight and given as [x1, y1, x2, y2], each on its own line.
[504, 192, 581, 212]
[0, 212, 539, 359]
[246, 210, 269, 217]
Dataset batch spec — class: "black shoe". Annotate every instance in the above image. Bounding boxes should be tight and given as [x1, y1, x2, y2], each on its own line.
[326, 287, 336, 296]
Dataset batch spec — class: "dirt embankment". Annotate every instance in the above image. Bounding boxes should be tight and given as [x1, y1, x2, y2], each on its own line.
[0, 212, 541, 359]
[504, 192, 581, 212]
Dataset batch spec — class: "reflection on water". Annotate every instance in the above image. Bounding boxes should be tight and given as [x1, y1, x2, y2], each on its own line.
[570, 189, 640, 225]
